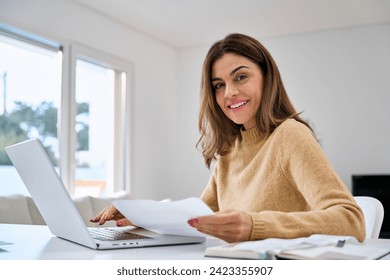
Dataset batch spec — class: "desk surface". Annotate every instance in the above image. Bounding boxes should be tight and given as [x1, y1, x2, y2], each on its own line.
[1, 223, 390, 260]
[0, 223, 225, 260]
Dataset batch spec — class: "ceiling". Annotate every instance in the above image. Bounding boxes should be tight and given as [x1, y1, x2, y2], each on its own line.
[73, 0, 390, 48]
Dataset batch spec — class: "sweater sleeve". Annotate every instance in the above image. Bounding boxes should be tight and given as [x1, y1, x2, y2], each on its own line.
[249, 121, 366, 241]
[200, 166, 219, 212]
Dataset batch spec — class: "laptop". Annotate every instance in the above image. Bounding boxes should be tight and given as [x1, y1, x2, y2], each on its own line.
[5, 138, 205, 250]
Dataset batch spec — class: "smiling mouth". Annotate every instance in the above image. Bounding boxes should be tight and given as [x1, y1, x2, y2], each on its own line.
[228, 100, 248, 109]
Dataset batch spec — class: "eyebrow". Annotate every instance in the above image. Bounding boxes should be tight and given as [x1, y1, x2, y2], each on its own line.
[211, 65, 250, 82]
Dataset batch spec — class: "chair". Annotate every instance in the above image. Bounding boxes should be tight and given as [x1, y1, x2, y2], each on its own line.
[354, 196, 384, 239]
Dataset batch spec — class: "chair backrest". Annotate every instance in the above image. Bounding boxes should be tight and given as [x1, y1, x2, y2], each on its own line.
[354, 196, 384, 239]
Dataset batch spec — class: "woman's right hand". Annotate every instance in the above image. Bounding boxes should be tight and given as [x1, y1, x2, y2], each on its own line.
[90, 205, 133, 227]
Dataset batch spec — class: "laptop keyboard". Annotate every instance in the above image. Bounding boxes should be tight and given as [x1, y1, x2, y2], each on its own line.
[88, 228, 151, 241]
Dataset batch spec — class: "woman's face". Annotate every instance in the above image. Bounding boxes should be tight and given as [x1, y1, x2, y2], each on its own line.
[211, 53, 264, 130]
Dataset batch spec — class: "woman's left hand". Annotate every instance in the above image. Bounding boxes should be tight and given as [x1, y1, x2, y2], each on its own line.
[188, 210, 253, 243]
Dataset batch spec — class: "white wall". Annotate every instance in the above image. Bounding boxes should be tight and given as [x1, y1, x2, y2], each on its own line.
[174, 24, 390, 199]
[0, 0, 178, 200]
[1, 0, 389, 201]
[175, 46, 212, 199]
[266, 24, 390, 188]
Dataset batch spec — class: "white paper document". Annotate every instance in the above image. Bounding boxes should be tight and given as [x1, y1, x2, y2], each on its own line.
[114, 197, 213, 237]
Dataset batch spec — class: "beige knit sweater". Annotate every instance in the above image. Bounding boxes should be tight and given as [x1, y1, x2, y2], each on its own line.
[201, 119, 365, 242]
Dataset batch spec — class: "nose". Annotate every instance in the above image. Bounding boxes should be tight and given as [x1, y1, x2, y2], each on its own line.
[225, 83, 239, 98]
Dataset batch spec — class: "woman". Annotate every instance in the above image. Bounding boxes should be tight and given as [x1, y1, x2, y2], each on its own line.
[92, 33, 365, 243]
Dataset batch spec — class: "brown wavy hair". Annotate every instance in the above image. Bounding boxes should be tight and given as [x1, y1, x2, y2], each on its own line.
[197, 33, 314, 168]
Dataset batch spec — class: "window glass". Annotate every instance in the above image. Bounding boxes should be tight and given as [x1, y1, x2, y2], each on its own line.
[0, 34, 61, 196]
[74, 59, 115, 197]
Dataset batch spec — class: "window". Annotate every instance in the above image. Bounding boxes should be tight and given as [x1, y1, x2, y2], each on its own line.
[0, 24, 132, 197]
[70, 46, 131, 197]
[0, 28, 61, 196]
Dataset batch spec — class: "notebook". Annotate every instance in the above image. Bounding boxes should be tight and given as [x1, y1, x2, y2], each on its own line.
[5, 138, 205, 250]
[205, 234, 390, 260]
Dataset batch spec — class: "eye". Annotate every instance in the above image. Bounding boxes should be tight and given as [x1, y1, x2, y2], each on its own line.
[213, 82, 225, 91]
[235, 74, 248, 82]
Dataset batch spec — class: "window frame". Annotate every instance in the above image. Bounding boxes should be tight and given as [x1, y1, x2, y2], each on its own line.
[1, 23, 133, 197]
[64, 43, 133, 196]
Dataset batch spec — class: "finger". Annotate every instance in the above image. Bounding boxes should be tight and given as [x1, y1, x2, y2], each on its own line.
[97, 209, 109, 225]
[196, 224, 250, 243]
[90, 206, 111, 223]
[100, 206, 119, 224]
[195, 226, 237, 242]
[92, 206, 118, 225]
[188, 214, 234, 228]
[196, 212, 239, 226]
[116, 218, 133, 227]
[195, 223, 233, 236]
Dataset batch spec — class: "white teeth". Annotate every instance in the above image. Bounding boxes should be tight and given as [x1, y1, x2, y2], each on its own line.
[229, 101, 247, 109]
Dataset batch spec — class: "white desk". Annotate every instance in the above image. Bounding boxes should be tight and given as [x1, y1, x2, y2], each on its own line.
[0, 223, 225, 260]
[1, 223, 390, 260]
